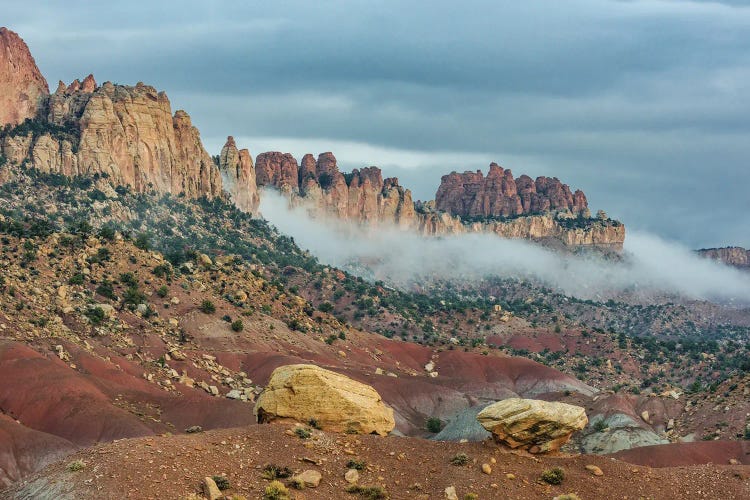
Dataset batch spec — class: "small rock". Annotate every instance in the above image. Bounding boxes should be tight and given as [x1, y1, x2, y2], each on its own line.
[345, 469, 359, 484]
[209, 385, 219, 396]
[226, 389, 242, 400]
[585, 464, 603, 476]
[185, 426, 203, 433]
[293, 469, 322, 488]
[506, 473, 516, 480]
[481, 463, 492, 475]
[444, 485, 458, 500]
[729, 458, 739, 465]
[641, 410, 650, 423]
[201, 476, 222, 500]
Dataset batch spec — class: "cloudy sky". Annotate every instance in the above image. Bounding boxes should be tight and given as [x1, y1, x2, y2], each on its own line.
[6, 1, 749, 247]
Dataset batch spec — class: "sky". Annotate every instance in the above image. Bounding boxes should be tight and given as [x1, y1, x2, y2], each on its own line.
[5, 0, 750, 248]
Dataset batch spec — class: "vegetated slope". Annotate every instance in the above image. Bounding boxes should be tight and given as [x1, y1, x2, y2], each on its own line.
[0, 168, 748, 490]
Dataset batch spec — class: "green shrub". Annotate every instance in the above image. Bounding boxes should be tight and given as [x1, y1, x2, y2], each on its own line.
[231, 320, 244, 332]
[96, 281, 116, 300]
[346, 459, 366, 471]
[212, 475, 230, 490]
[261, 464, 293, 480]
[345, 484, 388, 499]
[294, 427, 311, 439]
[426, 417, 443, 433]
[318, 301, 334, 313]
[450, 453, 469, 466]
[540, 467, 565, 485]
[68, 273, 85, 285]
[67, 459, 85, 472]
[156, 285, 169, 298]
[85, 306, 106, 325]
[200, 300, 216, 314]
[263, 480, 289, 500]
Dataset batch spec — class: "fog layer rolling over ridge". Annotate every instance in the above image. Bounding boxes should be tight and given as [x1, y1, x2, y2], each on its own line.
[259, 191, 750, 304]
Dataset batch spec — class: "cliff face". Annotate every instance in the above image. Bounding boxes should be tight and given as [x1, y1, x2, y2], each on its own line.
[219, 136, 259, 212]
[2, 76, 223, 199]
[254, 151, 625, 249]
[256, 151, 418, 228]
[697, 247, 750, 268]
[0, 28, 49, 126]
[436, 163, 588, 218]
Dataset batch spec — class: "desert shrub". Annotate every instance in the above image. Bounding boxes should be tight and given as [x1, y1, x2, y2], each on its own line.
[67, 459, 85, 472]
[450, 453, 469, 466]
[318, 301, 334, 313]
[345, 484, 388, 499]
[261, 464, 293, 480]
[96, 281, 116, 300]
[85, 306, 106, 325]
[308, 418, 321, 430]
[200, 300, 216, 314]
[119, 272, 137, 286]
[212, 475, 230, 490]
[294, 427, 311, 439]
[68, 273, 85, 285]
[263, 480, 289, 500]
[426, 417, 443, 433]
[541, 467, 565, 485]
[156, 285, 168, 298]
[123, 286, 146, 306]
[346, 459, 366, 470]
[289, 477, 306, 489]
[231, 319, 244, 332]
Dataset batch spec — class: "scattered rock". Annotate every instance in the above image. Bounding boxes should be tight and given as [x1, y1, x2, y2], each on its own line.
[345, 468, 360, 484]
[201, 476, 222, 500]
[185, 426, 203, 434]
[481, 463, 492, 475]
[293, 469, 322, 488]
[444, 485, 458, 500]
[585, 464, 604, 476]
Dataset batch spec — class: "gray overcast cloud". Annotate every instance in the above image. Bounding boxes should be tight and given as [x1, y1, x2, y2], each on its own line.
[5, 0, 750, 247]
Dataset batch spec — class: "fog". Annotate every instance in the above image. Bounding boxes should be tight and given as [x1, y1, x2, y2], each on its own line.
[258, 191, 750, 304]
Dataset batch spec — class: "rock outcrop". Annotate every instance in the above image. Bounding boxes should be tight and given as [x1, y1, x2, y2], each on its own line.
[2, 78, 223, 199]
[477, 398, 588, 453]
[257, 151, 417, 228]
[435, 164, 588, 219]
[0, 27, 49, 126]
[696, 247, 750, 269]
[254, 364, 395, 436]
[219, 136, 259, 212]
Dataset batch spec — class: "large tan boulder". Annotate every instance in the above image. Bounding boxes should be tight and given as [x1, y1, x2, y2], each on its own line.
[477, 398, 587, 453]
[254, 364, 395, 436]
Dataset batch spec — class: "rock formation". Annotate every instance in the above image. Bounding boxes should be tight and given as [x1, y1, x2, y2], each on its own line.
[435, 164, 588, 218]
[0, 28, 49, 126]
[219, 136, 259, 212]
[257, 151, 417, 228]
[2, 77, 223, 199]
[254, 364, 395, 436]
[696, 247, 750, 269]
[477, 398, 588, 453]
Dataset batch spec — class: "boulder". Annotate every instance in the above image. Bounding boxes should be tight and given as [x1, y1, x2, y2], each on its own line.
[293, 469, 322, 488]
[477, 398, 587, 453]
[254, 364, 395, 436]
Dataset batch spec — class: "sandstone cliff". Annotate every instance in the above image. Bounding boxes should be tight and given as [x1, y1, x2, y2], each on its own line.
[435, 163, 588, 218]
[696, 247, 750, 269]
[1, 77, 223, 199]
[0, 28, 49, 127]
[219, 136, 259, 212]
[256, 151, 417, 228]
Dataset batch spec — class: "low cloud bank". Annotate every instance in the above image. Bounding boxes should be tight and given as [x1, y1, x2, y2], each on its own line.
[259, 191, 750, 304]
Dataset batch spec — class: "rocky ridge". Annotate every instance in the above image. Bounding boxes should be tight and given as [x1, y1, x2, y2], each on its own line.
[0, 26, 624, 248]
